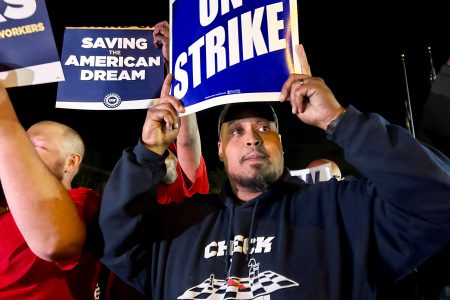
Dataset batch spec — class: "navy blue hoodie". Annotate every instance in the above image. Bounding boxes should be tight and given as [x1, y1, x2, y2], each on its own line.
[99, 106, 450, 299]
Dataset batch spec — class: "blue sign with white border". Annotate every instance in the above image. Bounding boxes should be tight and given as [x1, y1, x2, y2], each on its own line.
[0, 0, 64, 88]
[170, 0, 300, 115]
[56, 27, 164, 110]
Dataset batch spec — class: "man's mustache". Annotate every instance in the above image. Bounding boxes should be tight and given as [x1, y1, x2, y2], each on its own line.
[240, 147, 269, 163]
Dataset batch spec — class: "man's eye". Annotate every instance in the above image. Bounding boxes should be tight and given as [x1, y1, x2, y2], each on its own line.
[231, 128, 242, 135]
[258, 125, 270, 132]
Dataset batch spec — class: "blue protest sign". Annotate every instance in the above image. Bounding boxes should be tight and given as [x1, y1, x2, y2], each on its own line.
[0, 0, 64, 87]
[170, 0, 300, 114]
[56, 27, 164, 110]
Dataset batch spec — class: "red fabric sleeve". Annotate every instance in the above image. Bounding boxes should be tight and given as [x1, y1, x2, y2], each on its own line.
[56, 188, 101, 270]
[157, 156, 209, 204]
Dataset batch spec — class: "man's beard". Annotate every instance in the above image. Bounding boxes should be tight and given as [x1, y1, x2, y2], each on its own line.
[230, 165, 278, 192]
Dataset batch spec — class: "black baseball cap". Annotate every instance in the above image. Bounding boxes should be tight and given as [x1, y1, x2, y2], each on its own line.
[217, 102, 279, 137]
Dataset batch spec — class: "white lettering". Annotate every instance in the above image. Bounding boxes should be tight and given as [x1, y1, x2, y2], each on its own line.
[199, 0, 244, 26]
[80, 69, 145, 81]
[187, 36, 205, 88]
[64, 55, 160, 67]
[254, 236, 274, 253]
[203, 235, 275, 258]
[241, 7, 267, 61]
[199, 0, 219, 26]
[0, 0, 36, 22]
[173, 52, 189, 99]
[174, 3, 287, 98]
[232, 235, 244, 253]
[205, 26, 226, 79]
[217, 240, 228, 257]
[266, 2, 285, 52]
[227, 17, 240, 66]
[204, 241, 217, 258]
[81, 37, 148, 49]
[64, 55, 80, 66]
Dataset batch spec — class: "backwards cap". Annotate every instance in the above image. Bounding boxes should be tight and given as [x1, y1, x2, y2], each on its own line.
[217, 102, 279, 137]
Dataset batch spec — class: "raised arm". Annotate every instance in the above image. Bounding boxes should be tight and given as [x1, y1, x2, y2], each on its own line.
[154, 20, 203, 184]
[172, 113, 202, 183]
[280, 69, 450, 281]
[0, 83, 86, 261]
[99, 74, 185, 293]
[280, 71, 450, 194]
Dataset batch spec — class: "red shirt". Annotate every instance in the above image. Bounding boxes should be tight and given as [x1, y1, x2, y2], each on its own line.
[156, 155, 209, 204]
[0, 187, 101, 300]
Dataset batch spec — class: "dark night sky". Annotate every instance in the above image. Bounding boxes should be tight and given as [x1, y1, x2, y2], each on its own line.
[6, 0, 450, 178]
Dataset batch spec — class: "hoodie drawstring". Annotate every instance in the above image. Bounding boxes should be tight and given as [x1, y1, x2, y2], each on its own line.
[246, 200, 259, 262]
[225, 198, 261, 277]
[225, 205, 235, 277]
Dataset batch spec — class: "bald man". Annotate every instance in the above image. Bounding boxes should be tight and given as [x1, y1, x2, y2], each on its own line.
[0, 83, 101, 299]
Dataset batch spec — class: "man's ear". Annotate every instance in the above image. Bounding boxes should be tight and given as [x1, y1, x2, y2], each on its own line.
[218, 141, 223, 162]
[65, 154, 82, 173]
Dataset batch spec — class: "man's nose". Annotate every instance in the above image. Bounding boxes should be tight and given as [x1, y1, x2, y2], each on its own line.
[245, 131, 262, 147]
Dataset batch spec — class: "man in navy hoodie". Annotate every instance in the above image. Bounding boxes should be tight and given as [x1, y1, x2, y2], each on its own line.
[99, 72, 450, 300]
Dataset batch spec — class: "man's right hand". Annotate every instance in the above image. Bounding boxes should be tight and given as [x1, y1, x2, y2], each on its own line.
[142, 74, 184, 155]
[279, 74, 345, 130]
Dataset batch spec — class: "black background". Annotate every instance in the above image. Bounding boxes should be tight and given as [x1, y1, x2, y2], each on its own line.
[5, 0, 450, 176]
